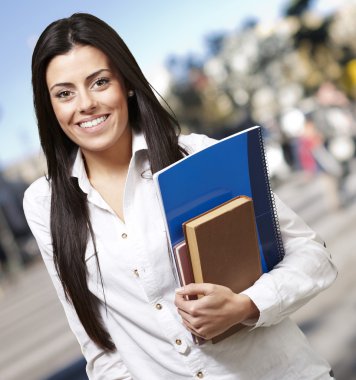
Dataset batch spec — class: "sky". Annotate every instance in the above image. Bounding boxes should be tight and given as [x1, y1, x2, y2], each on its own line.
[0, 0, 344, 168]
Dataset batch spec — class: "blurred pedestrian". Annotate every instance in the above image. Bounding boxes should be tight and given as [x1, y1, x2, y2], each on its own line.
[0, 241, 9, 275]
[24, 13, 337, 380]
[0, 173, 34, 265]
[297, 115, 346, 209]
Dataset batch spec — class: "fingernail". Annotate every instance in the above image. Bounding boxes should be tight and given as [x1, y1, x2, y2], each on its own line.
[175, 287, 184, 293]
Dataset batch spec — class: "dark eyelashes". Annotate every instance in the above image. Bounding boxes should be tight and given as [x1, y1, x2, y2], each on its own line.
[95, 77, 110, 86]
[55, 90, 72, 98]
[53, 77, 110, 99]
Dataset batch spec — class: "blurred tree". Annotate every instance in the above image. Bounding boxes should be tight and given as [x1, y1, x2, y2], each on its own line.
[288, 11, 338, 92]
[284, 0, 315, 17]
[166, 53, 203, 82]
[240, 18, 258, 31]
[205, 32, 227, 57]
[165, 0, 356, 135]
[166, 55, 188, 82]
[185, 54, 204, 71]
[293, 17, 332, 52]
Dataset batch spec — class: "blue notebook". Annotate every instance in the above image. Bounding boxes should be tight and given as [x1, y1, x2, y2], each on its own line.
[153, 126, 285, 275]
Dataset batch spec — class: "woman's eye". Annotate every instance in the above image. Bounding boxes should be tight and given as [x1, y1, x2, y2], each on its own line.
[94, 78, 109, 87]
[56, 90, 72, 99]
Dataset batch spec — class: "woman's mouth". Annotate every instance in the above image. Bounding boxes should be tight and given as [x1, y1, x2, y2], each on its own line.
[78, 115, 108, 129]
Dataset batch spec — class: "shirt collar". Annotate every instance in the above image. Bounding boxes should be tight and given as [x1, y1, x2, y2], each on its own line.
[71, 129, 148, 193]
[132, 129, 148, 154]
[71, 149, 91, 194]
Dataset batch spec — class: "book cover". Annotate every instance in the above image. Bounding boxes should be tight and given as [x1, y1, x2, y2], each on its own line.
[153, 126, 284, 283]
[183, 196, 262, 290]
[183, 195, 262, 344]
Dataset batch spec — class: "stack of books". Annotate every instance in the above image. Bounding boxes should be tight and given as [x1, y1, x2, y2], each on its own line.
[153, 126, 285, 343]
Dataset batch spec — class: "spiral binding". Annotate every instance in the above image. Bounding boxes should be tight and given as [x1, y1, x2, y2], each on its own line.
[257, 127, 285, 264]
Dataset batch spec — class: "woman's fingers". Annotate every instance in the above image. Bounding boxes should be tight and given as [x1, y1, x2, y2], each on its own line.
[177, 309, 208, 339]
[175, 283, 259, 340]
[175, 283, 215, 297]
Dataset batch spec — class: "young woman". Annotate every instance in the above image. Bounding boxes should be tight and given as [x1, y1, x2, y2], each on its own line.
[24, 13, 337, 379]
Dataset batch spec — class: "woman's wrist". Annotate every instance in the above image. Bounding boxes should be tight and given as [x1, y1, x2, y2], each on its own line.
[233, 293, 260, 324]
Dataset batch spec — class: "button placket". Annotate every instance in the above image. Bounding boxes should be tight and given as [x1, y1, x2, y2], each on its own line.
[173, 336, 189, 354]
[150, 297, 190, 354]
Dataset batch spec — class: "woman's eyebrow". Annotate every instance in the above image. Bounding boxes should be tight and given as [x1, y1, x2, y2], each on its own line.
[86, 68, 111, 83]
[49, 68, 111, 91]
[49, 81, 73, 92]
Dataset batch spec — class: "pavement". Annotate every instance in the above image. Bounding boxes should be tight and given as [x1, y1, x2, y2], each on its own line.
[0, 168, 355, 380]
[0, 259, 82, 380]
[275, 170, 356, 380]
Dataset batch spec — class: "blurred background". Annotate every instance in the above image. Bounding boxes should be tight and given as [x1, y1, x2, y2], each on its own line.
[0, 0, 355, 379]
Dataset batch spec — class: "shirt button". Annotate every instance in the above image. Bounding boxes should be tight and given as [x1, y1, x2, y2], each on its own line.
[175, 339, 182, 345]
[121, 233, 128, 239]
[196, 371, 204, 378]
[155, 303, 162, 310]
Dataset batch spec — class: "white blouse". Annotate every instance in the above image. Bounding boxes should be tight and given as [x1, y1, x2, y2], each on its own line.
[23, 131, 337, 380]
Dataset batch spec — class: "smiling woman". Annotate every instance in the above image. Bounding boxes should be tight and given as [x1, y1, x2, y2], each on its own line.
[24, 12, 337, 380]
[45, 45, 134, 220]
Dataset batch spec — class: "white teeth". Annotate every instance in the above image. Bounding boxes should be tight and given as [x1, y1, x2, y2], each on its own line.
[79, 115, 108, 128]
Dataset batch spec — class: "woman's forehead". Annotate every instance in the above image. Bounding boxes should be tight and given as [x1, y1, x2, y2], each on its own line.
[46, 45, 115, 85]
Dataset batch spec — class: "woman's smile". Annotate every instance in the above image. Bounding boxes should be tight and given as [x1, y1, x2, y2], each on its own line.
[77, 114, 109, 129]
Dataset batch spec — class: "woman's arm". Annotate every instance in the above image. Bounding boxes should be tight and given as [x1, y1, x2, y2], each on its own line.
[23, 185, 132, 380]
[241, 193, 337, 327]
[174, 193, 337, 339]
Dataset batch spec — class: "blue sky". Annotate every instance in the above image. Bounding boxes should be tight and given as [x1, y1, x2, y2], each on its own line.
[0, 0, 341, 168]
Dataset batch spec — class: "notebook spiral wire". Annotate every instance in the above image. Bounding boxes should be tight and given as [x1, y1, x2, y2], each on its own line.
[257, 127, 285, 264]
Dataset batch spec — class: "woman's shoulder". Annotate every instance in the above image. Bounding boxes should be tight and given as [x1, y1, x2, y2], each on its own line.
[23, 176, 52, 244]
[23, 176, 51, 213]
[178, 132, 217, 154]
[25, 176, 51, 199]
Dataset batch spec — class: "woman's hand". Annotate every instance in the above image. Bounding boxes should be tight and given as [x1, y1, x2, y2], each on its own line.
[174, 283, 259, 340]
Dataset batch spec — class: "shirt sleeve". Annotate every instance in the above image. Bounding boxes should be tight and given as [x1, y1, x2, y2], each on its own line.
[179, 132, 218, 154]
[23, 186, 133, 380]
[241, 193, 338, 328]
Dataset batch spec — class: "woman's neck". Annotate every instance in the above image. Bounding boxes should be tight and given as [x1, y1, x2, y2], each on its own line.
[81, 127, 133, 182]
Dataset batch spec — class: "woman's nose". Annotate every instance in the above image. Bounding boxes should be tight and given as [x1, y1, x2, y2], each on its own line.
[77, 90, 96, 113]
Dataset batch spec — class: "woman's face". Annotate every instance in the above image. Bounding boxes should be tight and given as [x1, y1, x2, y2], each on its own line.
[46, 44, 130, 155]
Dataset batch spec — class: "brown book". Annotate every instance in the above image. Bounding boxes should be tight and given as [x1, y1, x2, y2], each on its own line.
[183, 195, 262, 343]
[174, 240, 195, 289]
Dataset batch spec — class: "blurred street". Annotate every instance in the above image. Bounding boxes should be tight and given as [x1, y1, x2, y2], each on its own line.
[276, 169, 356, 380]
[0, 260, 82, 380]
[0, 168, 355, 380]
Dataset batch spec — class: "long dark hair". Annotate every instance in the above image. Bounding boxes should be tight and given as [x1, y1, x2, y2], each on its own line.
[32, 13, 186, 351]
